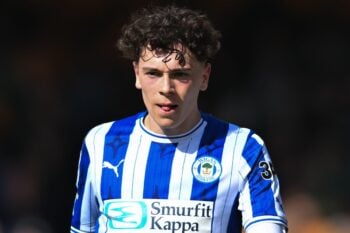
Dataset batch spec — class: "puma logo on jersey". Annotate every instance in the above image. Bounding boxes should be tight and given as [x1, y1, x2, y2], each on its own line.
[103, 160, 124, 178]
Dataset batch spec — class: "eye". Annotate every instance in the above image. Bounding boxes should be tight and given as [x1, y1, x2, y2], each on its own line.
[172, 71, 190, 79]
[145, 70, 161, 78]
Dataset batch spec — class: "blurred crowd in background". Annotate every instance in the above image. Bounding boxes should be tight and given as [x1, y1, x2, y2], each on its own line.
[0, 0, 349, 232]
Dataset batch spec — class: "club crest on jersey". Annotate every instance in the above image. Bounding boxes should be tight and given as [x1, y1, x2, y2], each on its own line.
[192, 156, 222, 183]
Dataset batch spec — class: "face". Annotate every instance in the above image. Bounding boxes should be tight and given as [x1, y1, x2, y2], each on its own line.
[133, 45, 211, 135]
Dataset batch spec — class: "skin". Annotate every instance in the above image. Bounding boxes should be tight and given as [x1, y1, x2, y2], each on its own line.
[133, 45, 211, 135]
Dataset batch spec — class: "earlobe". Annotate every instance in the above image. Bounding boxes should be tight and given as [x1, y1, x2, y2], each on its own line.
[133, 61, 142, 89]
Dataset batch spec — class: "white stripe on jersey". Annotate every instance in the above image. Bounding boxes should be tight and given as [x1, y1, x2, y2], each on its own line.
[72, 123, 111, 232]
[77, 122, 113, 232]
[238, 133, 259, 224]
[86, 122, 113, 207]
[212, 126, 250, 232]
[168, 121, 207, 199]
[121, 124, 150, 198]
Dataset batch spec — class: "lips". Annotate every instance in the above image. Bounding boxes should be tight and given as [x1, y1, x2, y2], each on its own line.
[158, 104, 178, 112]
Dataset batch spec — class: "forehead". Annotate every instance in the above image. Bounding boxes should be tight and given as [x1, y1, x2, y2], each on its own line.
[138, 45, 199, 69]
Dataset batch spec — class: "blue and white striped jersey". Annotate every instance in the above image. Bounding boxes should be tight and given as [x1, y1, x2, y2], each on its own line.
[71, 112, 287, 233]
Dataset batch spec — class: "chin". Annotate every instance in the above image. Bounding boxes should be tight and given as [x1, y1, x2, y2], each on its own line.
[157, 118, 184, 131]
[157, 118, 178, 129]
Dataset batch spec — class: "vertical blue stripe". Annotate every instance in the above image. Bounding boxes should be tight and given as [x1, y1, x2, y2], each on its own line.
[143, 142, 177, 199]
[191, 114, 229, 201]
[101, 113, 140, 200]
[226, 194, 242, 233]
[241, 131, 259, 168]
[72, 142, 90, 228]
[242, 135, 277, 216]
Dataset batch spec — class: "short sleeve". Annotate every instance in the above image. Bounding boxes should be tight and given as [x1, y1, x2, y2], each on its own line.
[71, 137, 99, 233]
[238, 133, 288, 230]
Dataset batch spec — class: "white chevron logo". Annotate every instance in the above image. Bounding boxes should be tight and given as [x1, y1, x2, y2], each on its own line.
[102, 160, 124, 178]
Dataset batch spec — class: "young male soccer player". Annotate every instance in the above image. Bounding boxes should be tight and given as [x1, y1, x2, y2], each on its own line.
[70, 5, 288, 233]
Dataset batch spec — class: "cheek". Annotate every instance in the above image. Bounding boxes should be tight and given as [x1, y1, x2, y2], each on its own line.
[141, 90, 151, 108]
[179, 84, 200, 101]
[137, 77, 154, 93]
[140, 84, 157, 103]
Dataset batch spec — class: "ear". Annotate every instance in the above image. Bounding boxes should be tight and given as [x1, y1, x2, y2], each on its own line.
[200, 63, 211, 91]
[133, 61, 141, 90]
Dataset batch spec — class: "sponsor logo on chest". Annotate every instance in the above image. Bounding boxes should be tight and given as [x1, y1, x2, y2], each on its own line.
[102, 199, 214, 232]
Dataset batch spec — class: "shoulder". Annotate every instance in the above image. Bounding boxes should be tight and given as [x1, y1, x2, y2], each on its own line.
[201, 112, 240, 134]
[85, 112, 145, 140]
[202, 112, 269, 165]
[202, 112, 261, 142]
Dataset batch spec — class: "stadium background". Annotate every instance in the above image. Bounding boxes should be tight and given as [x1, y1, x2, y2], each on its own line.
[0, 0, 349, 232]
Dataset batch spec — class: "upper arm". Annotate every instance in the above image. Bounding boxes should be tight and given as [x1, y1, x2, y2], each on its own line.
[238, 132, 288, 230]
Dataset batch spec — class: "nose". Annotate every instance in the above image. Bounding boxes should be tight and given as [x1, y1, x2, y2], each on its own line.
[160, 74, 174, 95]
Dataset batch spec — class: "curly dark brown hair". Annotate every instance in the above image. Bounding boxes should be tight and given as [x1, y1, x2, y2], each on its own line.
[116, 5, 221, 63]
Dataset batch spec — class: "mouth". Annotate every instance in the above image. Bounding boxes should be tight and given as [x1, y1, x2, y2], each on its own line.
[157, 104, 178, 112]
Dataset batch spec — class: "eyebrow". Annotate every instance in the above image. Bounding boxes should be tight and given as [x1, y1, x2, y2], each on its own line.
[141, 67, 192, 73]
